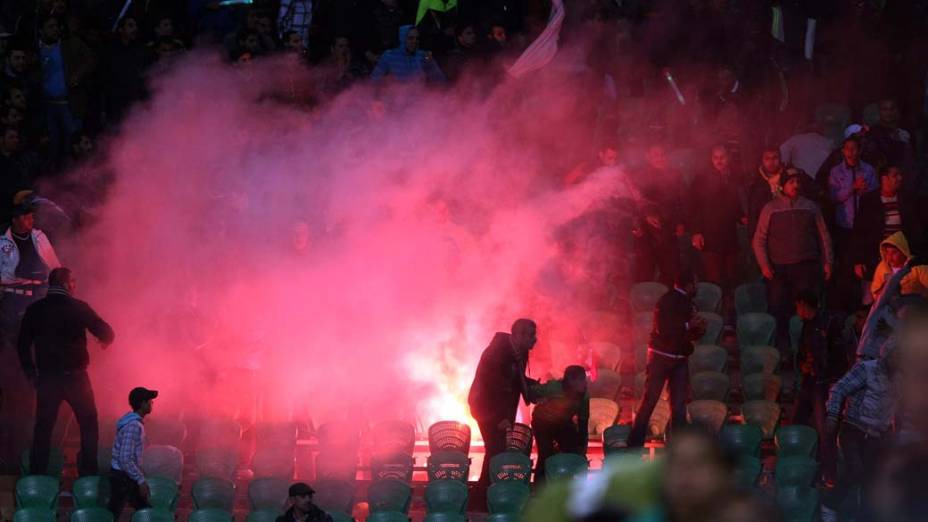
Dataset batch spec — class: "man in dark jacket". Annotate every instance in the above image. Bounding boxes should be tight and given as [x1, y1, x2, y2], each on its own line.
[627, 270, 705, 447]
[18, 267, 114, 476]
[468, 318, 538, 488]
[276, 483, 332, 522]
[852, 165, 923, 286]
[793, 290, 846, 485]
[688, 145, 747, 300]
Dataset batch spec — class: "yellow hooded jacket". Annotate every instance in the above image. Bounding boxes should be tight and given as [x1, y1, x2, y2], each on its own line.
[870, 231, 928, 300]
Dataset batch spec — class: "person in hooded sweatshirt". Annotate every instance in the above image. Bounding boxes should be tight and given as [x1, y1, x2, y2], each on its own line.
[870, 231, 928, 302]
[371, 25, 446, 83]
[108, 387, 158, 518]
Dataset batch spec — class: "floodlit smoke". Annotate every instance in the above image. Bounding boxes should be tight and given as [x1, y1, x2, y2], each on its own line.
[48, 36, 649, 435]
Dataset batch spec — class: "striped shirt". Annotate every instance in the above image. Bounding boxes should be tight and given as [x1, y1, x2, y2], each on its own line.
[881, 195, 901, 237]
[111, 413, 146, 484]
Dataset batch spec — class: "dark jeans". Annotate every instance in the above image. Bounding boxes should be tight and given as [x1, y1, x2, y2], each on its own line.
[31, 370, 99, 476]
[792, 377, 836, 481]
[627, 352, 689, 447]
[476, 418, 508, 489]
[824, 423, 885, 517]
[768, 260, 822, 348]
[633, 235, 679, 288]
[829, 228, 859, 312]
[108, 468, 150, 519]
[531, 419, 584, 485]
[45, 100, 81, 167]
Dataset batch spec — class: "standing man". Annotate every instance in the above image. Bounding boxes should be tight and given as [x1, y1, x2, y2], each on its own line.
[468, 318, 538, 490]
[0, 203, 60, 472]
[109, 387, 157, 519]
[18, 267, 114, 476]
[752, 171, 833, 348]
[627, 270, 705, 447]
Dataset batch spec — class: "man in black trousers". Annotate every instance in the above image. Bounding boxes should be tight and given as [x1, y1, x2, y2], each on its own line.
[468, 318, 538, 490]
[18, 267, 115, 476]
[627, 270, 705, 447]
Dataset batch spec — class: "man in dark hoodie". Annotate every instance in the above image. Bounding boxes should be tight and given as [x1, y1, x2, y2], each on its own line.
[468, 318, 538, 489]
[108, 387, 157, 518]
[276, 483, 332, 522]
[18, 266, 114, 477]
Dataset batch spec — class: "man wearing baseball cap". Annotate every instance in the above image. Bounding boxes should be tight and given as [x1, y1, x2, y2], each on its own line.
[276, 482, 332, 522]
[108, 387, 158, 518]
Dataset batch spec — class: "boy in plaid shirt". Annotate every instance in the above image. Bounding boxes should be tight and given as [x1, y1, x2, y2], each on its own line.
[108, 387, 158, 518]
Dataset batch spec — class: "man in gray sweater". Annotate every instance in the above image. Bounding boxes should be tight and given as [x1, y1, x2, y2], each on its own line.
[753, 171, 834, 349]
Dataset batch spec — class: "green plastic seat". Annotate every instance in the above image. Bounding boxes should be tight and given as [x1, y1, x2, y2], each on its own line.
[16, 475, 59, 510]
[197, 418, 242, 451]
[589, 398, 620, 437]
[253, 448, 296, 480]
[742, 401, 781, 439]
[632, 312, 653, 346]
[742, 373, 782, 401]
[487, 482, 530, 514]
[695, 282, 722, 313]
[192, 477, 236, 511]
[489, 452, 532, 484]
[630, 282, 668, 312]
[196, 448, 239, 481]
[424, 479, 468, 514]
[313, 479, 356, 514]
[247, 477, 289, 512]
[775, 457, 819, 488]
[367, 479, 411, 514]
[733, 457, 762, 489]
[589, 368, 621, 399]
[20, 448, 65, 478]
[245, 510, 281, 522]
[369, 421, 416, 459]
[71, 507, 114, 522]
[426, 451, 470, 483]
[689, 345, 727, 374]
[690, 372, 729, 402]
[188, 509, 233, 522]
[146, 476, 180, 512]
[735, 282, 767, 315]
[775, 425, 819, 459]
[589, 344, 622, 373]
[423, 515, 466, 522]
[13, 508, 56, 522]
[366, 512, 408, 522]
[131, 508, 175, 522]
[719, 425, 763, 458]
[687, 400, 727, 433]
[146, 418, 188, 448]
[602, 425, 632, 455]
[427, 421, 471, 456]
[370, 453, 414, 483]
[698, 312, 724, 345]
[740, 345, 780, 375]
[776, 486, 819, 522]
[142, 446, 184, 484]
[544, 453, 588, 481]
[254, 422, 298, 451]
[73, 475, 111, 509]
[737, 314, 777, 349]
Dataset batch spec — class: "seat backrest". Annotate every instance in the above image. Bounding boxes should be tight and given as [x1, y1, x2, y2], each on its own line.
[369, 421, 416, 458]
[70, 507, 114, 522]
[20, 448, 65, 479]
[737, 314, 777, 348]
[367, 478, 412, 514]
[253, 448, 296, 480]
[427, 421, 471, 456]
[505, 423, 533, 456]
[131, 509, 175, 522]
[196, 448, 239, 481]
[370, 453, 414, 483]
[487, 482, 530, 514]
[630, 282, 668, 312]
[733, 457, 762, 489]
[198, 418, 242, 451]
[734, 283, 767, 315]
[13, 507, 56, 522]
[690, 372, 730, 402]
[690, 345, 727, 374]
[312, 479, 356, 514]
[775, 456, 819, 488]
[698, 312, 724, 345]
[146, 476, 179, 512]
[142, 446, 184, 484]
[72, 475, 111, 509]
[426, 451, 470, 483]
[695, 282, 722, 313]
[740, 345, 780, 375]
[489, 452, 532, 484]
[544, 453, 589, 481]
[742, 401, 782, 439]
[588, 398, 620, 437]
[602, 425, 632, 455]
[742, 372, 782, 402]
[314, 451, 355, 482]
[719, 425, 762, 457]
[145, 418, 188, 449]
[775, 425, 819, 458]
[424, 479, 468, 514]
[15, 475, 59, 510]
[247, 477, 289, 512]
[589, 369, 621, 400]
[187, 509, 234, 522]
[255, 422, 298, 451]
[686, 400, 727, 432]
[192, 477, 236, 511]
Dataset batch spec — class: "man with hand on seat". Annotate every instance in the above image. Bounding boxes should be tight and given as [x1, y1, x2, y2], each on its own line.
[529, 365, 590, 483]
